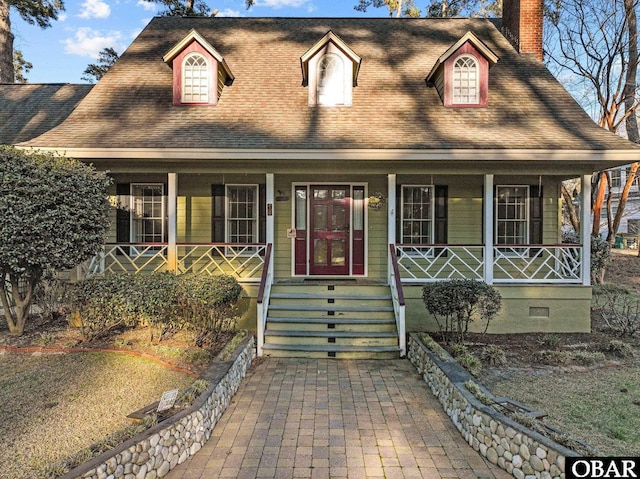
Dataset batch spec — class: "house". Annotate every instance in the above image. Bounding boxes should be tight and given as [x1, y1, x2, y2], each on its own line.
[10, 0, 640, 358]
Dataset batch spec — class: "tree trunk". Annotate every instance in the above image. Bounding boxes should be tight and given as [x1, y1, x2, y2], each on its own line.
[0, 272, 36, 335]
[0, 0, 14, 83]
[561, 184, 580, 234]
[591, 172, 608, 237]
[610, 163, 640, 243]
[624, 0, 639, 143]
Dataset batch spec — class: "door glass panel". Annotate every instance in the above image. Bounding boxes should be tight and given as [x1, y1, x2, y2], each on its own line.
[314, 189, 328, 200]
[332, 189, 346, 199]
[314, 204, 328, 231]
[331, 239, 346, 266]
[295, 187, 307, 229]
[314, 239, 328, 265]
[353, 187, 364, 231]
[332, 205, 347, 231]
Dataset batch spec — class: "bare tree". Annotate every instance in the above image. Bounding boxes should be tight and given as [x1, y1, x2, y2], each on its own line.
[547, 0, 640, 242]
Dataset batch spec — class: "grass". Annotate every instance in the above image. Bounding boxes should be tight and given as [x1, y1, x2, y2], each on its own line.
[491, 365, 640, 456]
[0, 351, 194, 479]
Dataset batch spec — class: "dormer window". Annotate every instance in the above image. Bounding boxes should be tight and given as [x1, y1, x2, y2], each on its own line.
[163, 29, 234, 107]
[182, 53, 209, 103]
[425, 32, 498, 108]
[301, 31, 361, 108]
[452, 55, 479, 104]
[318, 54, 345, 106]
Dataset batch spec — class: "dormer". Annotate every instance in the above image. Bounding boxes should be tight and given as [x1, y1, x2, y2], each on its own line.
[163, 29, 234, 106]
[425, 32, 498, 108]
[300, 31, 362, 107]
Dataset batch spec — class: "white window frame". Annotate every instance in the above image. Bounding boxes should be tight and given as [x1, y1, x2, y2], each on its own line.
[226, 184, 259, 246]
[182, 52, 209, 103]
[452, 54, 479, 105]
[130, 183, 166, 256]
[610, 168, 622, 189]
[495, 185, 529, 247]
[317, 53, 345, 106]
[401, 185, 435, 245]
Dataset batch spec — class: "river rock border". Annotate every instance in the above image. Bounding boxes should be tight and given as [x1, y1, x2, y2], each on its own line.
[408, 333, 578, 479]
[61, 334, 256, 479]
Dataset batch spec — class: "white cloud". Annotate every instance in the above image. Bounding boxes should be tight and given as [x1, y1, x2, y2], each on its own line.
[79, 0, 111, 19]
[254, 0, 310, 8]
[215, 8, 242, 17]
[62, 27, 123, 58]
[136, 0, 157, 12]
[58, 13, 68, 21]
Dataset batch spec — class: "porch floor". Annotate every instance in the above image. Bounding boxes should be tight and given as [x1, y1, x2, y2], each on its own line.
[165, 358, 512, 479]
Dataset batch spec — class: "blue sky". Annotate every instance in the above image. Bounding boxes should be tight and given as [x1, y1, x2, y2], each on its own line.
[12, 0, 384, 83]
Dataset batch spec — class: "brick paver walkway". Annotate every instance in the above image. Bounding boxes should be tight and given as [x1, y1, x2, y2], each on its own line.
[166, 358, 511, 479]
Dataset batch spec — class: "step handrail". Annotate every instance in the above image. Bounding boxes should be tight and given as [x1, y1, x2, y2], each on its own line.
[256, 243, 273, 357]
[389, 244, 406, 357]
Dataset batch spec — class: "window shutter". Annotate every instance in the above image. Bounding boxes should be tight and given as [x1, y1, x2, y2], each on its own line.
[434, 185, 448, 244]
[116, 183, 130, 243]
[259, 184, 266, 244]
[529, 185, 543, 245]
[211, 184, 225, 242]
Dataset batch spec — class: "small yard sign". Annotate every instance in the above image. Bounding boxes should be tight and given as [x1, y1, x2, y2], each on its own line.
[157, 389, 179, 412]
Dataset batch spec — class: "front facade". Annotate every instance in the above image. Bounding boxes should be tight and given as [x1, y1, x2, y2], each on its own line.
[12, 6, 640, 357]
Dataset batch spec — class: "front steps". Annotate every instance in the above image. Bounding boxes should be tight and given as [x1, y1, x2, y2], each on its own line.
[261, 283, 401, 359]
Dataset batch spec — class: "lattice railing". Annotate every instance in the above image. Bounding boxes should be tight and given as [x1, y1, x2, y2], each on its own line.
[493, 245, 582, 283]
[395, 244, 485, 282]
[86, 243, 266, 282]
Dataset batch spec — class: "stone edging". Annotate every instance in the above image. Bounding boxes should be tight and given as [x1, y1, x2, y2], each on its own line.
[61, 334, 256, 479]
[407, 333, 577, 479]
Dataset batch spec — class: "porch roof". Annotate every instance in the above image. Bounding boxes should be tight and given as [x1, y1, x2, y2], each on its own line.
[19, 17, 638, 154]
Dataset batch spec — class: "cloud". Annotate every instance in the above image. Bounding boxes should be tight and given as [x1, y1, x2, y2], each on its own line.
[253, 0, 310, 8]
[136, 0, 157, 12]
[62, 27, 123, 58]
[215, 8, 242, 17]
[58, 13, 68, 21]
[79, 0, 111, 19]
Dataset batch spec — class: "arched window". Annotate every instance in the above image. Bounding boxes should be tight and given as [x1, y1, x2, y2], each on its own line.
[182, 53, 209, 103]
[453, 55, 479, 104]
[317, 53, 344, 106]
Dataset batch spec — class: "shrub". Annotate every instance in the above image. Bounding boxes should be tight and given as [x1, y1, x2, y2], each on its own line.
[606, 339, 634, 358]
[534, 350, 572, 366]
[539, 334, 562, 350]
[448, 343, 468, 358]
[571, 350, 606, 365]
[69, 273, 243, 344]
[422, 279, 502, 343]
[456, 352, 481, 376]
[480, 345, 507, 366]
[32, 271, 70, 321]
[591, 235, 611, 284]
[591, 285, 640, 337]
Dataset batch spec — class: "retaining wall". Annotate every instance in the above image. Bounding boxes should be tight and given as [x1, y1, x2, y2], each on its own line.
[408, 333, 577, 479]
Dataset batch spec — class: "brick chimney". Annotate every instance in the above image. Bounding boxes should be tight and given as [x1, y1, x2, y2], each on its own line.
[502, 0, 544, 61]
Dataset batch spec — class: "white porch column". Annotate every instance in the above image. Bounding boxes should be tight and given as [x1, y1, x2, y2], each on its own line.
[581, 174, 592, 286]
[167, 173, 178, 272]
[484, 174, 494, 284]
[388, 174, 397, 282]
[266, 174, 274, 245]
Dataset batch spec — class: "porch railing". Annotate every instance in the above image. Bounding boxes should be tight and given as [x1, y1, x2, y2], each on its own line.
[86, 243, 267, 282]
[493, 244, 582, 283]
[395, 243, 583, 284]
[388, 244, 406, 357]
[256, 243, 273, 357]
[396, 244, 485, 281]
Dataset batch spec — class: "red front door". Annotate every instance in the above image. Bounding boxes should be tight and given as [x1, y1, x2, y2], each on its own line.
[309, 186, 350, 275]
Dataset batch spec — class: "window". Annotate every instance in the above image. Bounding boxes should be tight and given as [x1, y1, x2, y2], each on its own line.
[496, 186, 528, 245]
[131, 184, 165, 246]
[610, 169, 622, 188]
[453, 55, 479, 104]
[628, 219, 640, 235]
[182, 53, 209, 103]
[401, 186, 434, 244]
[625, 167, 639, 188]
[317, 53, 344, 106]
[226, 185, 258, 244]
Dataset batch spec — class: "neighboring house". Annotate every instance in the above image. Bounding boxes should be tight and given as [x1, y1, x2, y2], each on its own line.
[9, 0, 640, 358]
[596, 166, 640, 247]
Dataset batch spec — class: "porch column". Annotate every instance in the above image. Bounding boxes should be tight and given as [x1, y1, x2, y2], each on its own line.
[484, 174, 494, 284]
[266, 174, 274, 245]
[388, 174, 397, 282]
[581, 174, 592, 286]
[167, 173, 178, 272]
